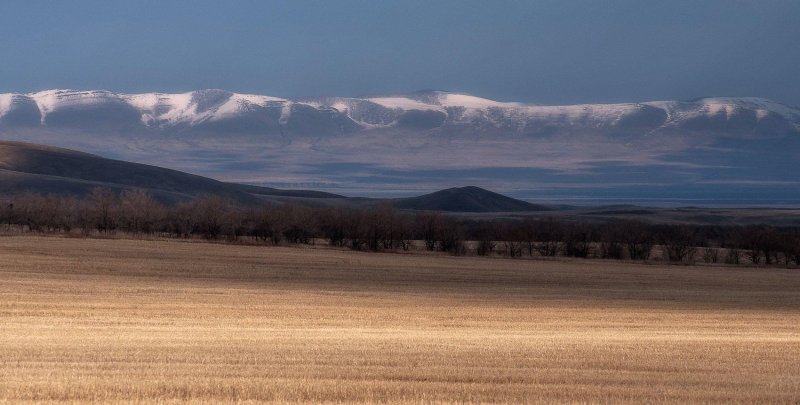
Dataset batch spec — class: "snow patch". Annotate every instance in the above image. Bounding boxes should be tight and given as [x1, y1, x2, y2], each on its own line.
[699, 97, 800, 121]
[214, 95, 251, 118]
[329, 101, 351, 113]
[703, 101, 737, 118]
[0, 94, 13, 118]
[279, 102, 293, 124]
[125, 92, 195, 125]
[524, 103, 638, 121]
[213, 93, 287, 120]
[31, 90, 67, 118]
[235, 93, 286, 105]
[367, 97, 444, 112]
[439, 93, 520, 109]
[125, 93, 162, 111]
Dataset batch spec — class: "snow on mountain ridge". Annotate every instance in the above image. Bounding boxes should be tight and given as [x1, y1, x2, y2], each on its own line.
[366, 97, 446, 112]
[123, 91, 289, 126]
[438, 93, 521, 109]
[642, 97, 800, 131]
[1, 89, 798, 131]
[7, 89, 290, 127]
[125, 92, 195, 125]
[30, 90, 119, 124]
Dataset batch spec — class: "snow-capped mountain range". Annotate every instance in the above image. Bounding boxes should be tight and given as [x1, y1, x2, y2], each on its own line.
[1, 89, 799, 204]
[1, 89, 799, 135]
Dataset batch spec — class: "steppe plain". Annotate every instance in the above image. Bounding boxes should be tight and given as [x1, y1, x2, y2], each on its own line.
[1, 236, 799, 403]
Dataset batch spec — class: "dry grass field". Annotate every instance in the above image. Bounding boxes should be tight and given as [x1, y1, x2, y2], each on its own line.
[1, 236, 799, 404]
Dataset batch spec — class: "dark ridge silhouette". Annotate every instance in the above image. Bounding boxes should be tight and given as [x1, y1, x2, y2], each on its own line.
[394, 186, 547, 212]
[0, 141, 543, 212]
[0, 141, 335, 204]
[235, 184, 343, 199]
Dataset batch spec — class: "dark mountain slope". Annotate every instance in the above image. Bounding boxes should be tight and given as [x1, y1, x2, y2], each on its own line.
[0, 141, 543, 212]
[235, 184, 343, 199]
[0, 141, 286, 203]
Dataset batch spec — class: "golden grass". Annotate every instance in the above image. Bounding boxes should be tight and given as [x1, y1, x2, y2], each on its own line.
[1, 235, 799, 404]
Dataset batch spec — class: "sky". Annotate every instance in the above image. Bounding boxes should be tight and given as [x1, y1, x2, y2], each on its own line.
[1, 0, 799, 105]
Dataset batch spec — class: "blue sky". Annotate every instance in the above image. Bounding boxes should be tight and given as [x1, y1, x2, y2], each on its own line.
[1, 0, 799, 105]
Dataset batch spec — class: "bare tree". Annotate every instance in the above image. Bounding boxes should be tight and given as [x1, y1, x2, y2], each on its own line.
[724, 248, 741, 265]
[392, 212, 414, 251]
[519, 218, 538, 256]
[164, 202, 194, 238]
[741, 226, 765, 264]
[475, 222, 499, 256]
[534, 218, 562, 257]
[563, 223, 594, 258]
[415, 211, 442, 251]
[598, 222, 625, 260]
[192, 196, 229, 239]
[222, 208, 245, 242]
[702, 247, 720, 264]
[88, 188, 119, 234]
[788, 231, 800, 266]
[251, 205, 284, 244]
[499, 223, 524, 258]
[0, 200, 13, 231]
[621, 221, 653, 261]
[281, 205, 314, 244]
[13, 193, 44, 232]
[361, 204, 397, 251]
[119, 189, 163, 234]
[437, 215, 466, 255]
[11, 193, 73, 233]
[659, 225, 697, 263]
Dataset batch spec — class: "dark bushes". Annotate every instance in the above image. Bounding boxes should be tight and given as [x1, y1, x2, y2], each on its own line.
[3, 188, 800, 266]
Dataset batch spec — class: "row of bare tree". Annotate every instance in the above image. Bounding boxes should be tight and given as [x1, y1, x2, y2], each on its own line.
[2, 189, 800, 266]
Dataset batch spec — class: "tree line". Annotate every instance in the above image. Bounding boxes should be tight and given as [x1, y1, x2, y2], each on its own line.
[2, 188, 800, 266]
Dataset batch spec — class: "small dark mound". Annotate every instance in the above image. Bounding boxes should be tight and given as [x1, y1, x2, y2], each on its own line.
[394, 186, 547, 212]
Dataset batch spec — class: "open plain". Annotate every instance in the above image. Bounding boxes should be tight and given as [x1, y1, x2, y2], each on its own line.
[1, 235, 799, 403]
